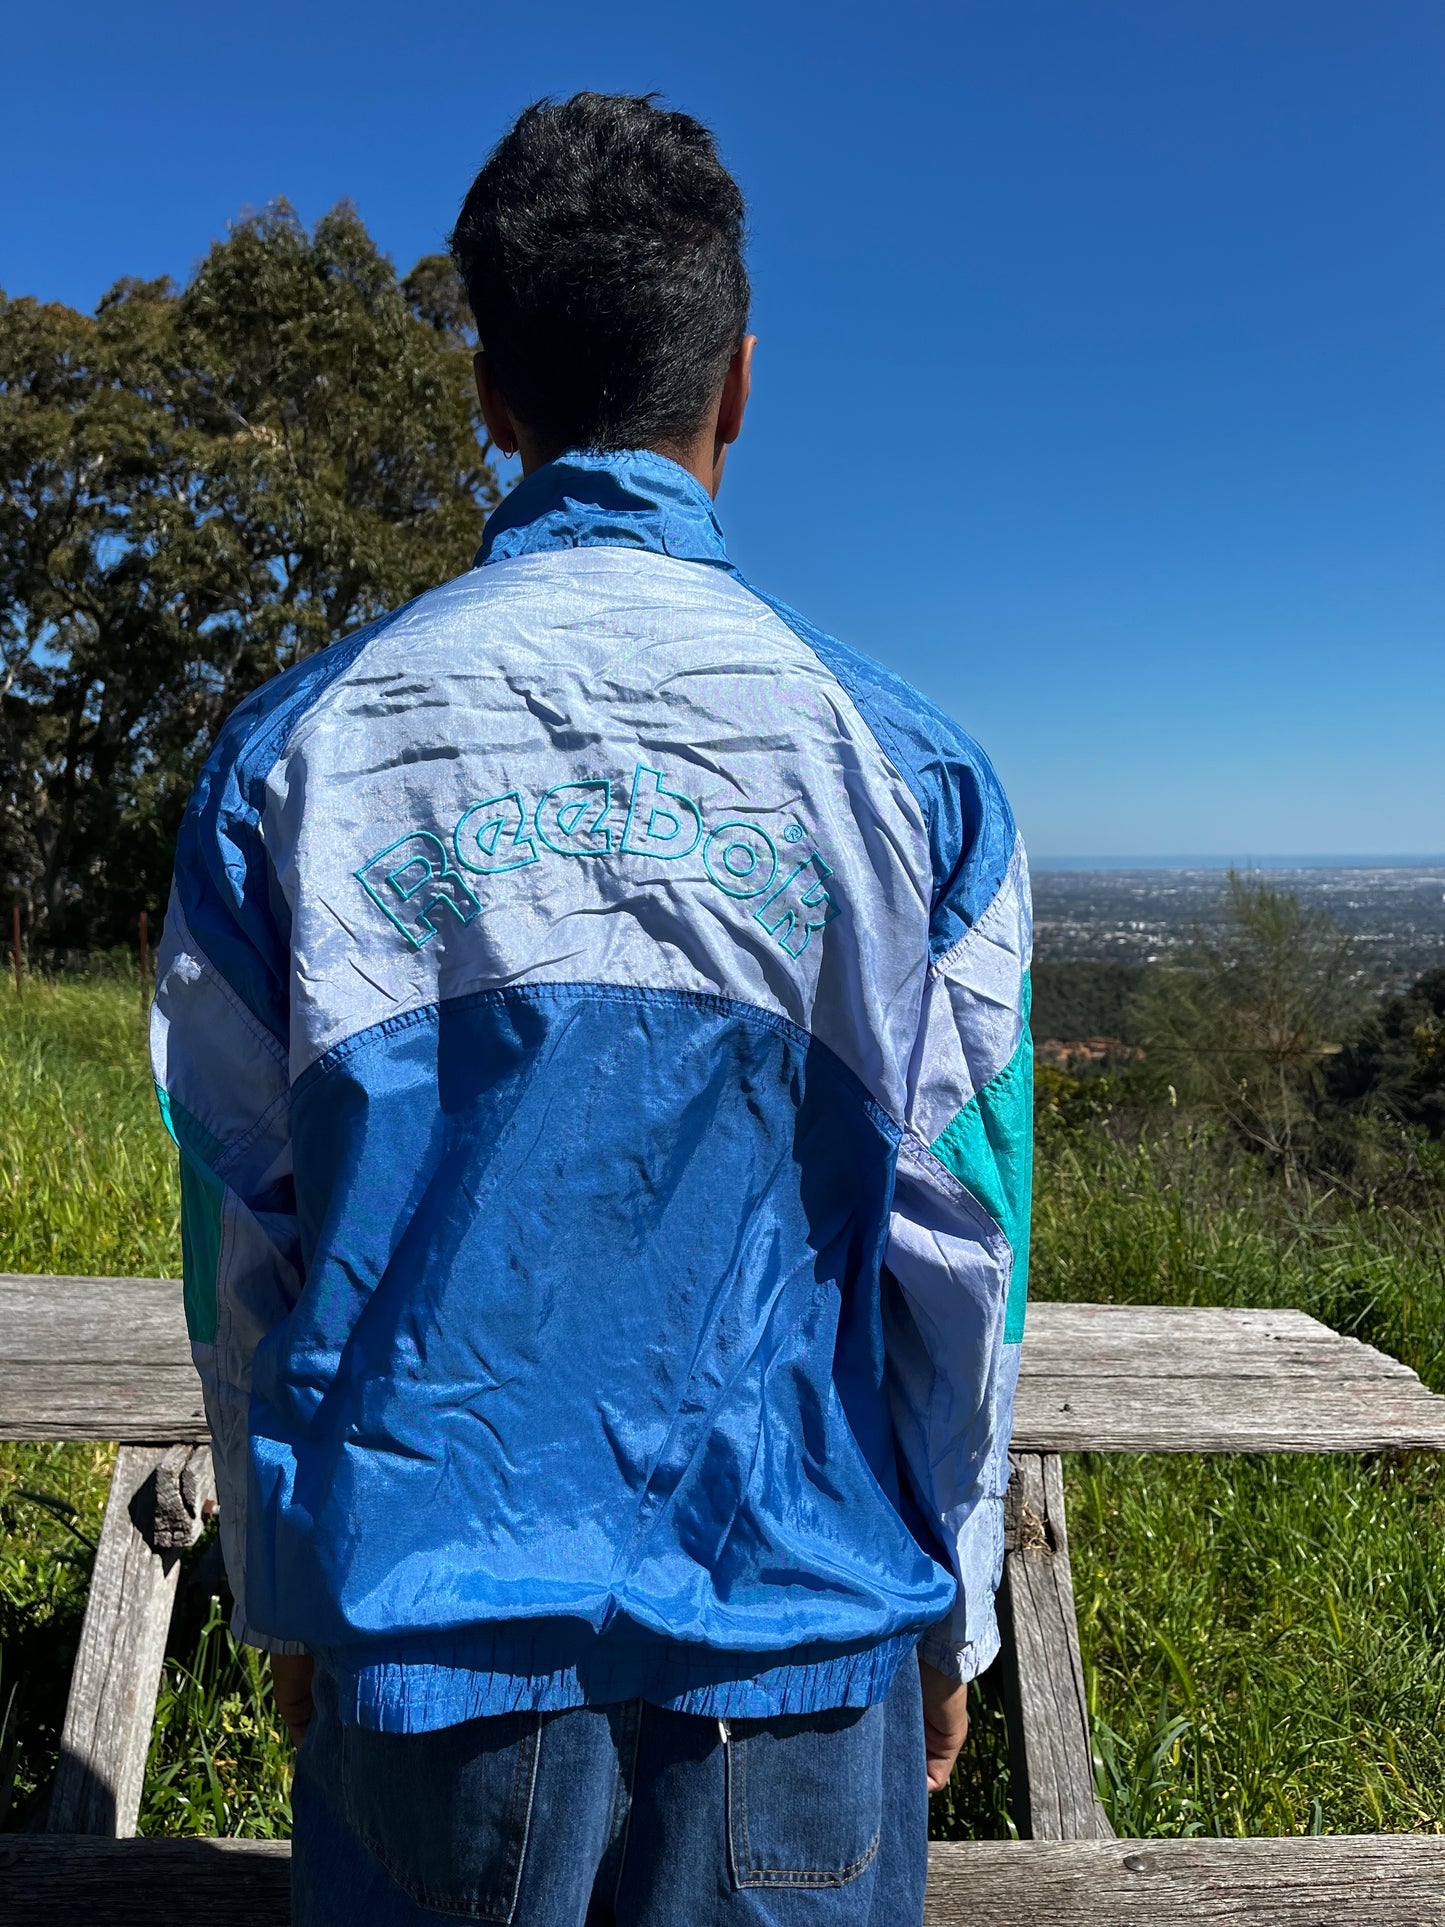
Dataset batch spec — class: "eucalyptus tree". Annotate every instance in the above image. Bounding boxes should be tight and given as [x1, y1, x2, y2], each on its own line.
[0, 204, 497, 946]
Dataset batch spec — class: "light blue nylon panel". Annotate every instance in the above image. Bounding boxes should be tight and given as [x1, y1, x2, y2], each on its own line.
[880, 843, 1033, 1674]
[882, 1134, 1017, 1680]
[906, 838, 1033, 1143]
[150, 890, 304, 1648]
[262, 546, 933, 1119]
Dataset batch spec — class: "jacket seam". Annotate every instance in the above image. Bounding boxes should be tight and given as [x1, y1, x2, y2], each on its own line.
[171, 910, 289, 1072]
[727, 573, 933, 867]
[929, 834, 1028, 979]
[292, 977, 903, 1142]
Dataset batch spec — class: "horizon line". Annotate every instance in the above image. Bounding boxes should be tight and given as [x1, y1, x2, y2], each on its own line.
[1032, 853, 1445, 871]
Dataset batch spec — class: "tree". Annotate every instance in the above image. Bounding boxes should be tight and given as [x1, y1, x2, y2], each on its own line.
[0, 203, 499, 947]
[1329, 967, 1445, 1141]
[1130, 872, 1364, 1177]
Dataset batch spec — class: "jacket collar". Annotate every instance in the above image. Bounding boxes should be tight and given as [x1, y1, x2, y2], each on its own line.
[477, 449, 731, 570]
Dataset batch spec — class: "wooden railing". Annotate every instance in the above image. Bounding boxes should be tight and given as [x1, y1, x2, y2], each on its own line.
[4, 1275, 1445, 1924]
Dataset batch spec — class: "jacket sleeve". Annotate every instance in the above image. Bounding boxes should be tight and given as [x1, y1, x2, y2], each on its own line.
[884, 835, 1033, 1683]
[149, 746, 306, 1654]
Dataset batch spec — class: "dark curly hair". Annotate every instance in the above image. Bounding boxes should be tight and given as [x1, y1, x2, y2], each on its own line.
[450, 93, 750, 456]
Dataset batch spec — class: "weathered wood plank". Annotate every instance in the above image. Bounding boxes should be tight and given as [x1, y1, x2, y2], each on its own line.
[924, 1835, 1445, 1925]
[1015, 1303, 1445, 1452]
[1012, 1378, 1445, 1453]
[0, 1274, 204, 1442]
[0, 1364, 208, 1442]
[4, 1835, 1443, 1926]
[6, 1280, 1445, 1453]
[0, 1273, 189, 1361]
[1021, 1304, 1422, 1380]
[47, 1443, 214, 1836]
[0, 1835, 291, 1925]
[998, 1452, 1112, 1840]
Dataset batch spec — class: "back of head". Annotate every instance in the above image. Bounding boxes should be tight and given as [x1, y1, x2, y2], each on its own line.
[450, 93, 749, 458]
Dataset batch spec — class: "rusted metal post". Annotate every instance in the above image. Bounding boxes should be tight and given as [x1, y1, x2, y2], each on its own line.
[138, 910, 149, 1013]
[12, 905, 21, 1000]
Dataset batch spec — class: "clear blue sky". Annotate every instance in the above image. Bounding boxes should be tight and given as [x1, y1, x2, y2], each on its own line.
[4, 2, 1442, 858]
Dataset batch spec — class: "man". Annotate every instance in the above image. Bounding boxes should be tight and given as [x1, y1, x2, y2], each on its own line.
[152, 91, 1032, 1926]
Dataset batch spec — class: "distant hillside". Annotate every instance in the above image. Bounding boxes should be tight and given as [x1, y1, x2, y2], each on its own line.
[1030, 961, 1148, 1043]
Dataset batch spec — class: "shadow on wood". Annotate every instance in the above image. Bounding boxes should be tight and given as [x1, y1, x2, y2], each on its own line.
[997, 1451, 1112, 1841]
[46, 1443, 213, 1837]
[6, 1835, 1444, 1927]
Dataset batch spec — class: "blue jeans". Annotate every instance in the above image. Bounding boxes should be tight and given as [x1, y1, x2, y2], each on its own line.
[292, 1656, 928, 1926]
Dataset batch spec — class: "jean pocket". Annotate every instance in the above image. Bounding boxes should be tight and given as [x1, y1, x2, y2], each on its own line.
[726, 1702, 884, 1890]
[339, 1709, 542, 1921]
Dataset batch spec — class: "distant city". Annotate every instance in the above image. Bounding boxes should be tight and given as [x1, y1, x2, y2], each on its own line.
[1032, 862, 1445, 991]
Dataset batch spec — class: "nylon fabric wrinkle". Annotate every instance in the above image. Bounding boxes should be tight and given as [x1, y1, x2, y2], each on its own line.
[158, 449, 1028, 1724]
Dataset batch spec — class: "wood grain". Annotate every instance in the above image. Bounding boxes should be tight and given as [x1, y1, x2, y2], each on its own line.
[1015, 1302, 1445, 1452]
[5, 1834, 1443, 1926]
[923, 1835, 1445, 1925]
[0, 1836, 291, 1925]
[0, 1274, 204, 1442]
[46, 1443, 214, 1836]
[8, 1279, 1445, 1452]
[998, 1452, 1113, 1840]
[1011, 1377, 1445, 1453]
[7, 1280, 1445, 1452]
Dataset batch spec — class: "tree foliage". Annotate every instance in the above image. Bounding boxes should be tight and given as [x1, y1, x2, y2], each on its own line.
[1329, 966, 1445, 1141]
[0, 202, 498, 947]
[1129, 872, 1364, 1175]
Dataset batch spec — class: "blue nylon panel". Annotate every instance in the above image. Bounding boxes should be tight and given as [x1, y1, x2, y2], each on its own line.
[247, 984, 953, 1715]
[479, 450, 731, 569]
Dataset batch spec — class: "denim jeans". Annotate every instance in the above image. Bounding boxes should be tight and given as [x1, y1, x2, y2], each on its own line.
[291, 1655, 928, 1927]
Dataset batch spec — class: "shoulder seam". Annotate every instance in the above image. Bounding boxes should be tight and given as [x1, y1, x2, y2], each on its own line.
[726, 574, 932, 840]
[929, 834, 1029, 978]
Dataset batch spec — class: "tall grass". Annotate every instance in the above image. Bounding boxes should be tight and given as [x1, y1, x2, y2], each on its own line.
[0, 978, 182, 1826]
[2, 982, 1443, 1837]
[0, 976, 179, 1278]
[1025, 1110, 1445, 1838]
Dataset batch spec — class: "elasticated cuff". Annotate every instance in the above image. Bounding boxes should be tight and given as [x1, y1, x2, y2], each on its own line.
[917, 1614, 1001, 1686]
[229, 1599, 309, 1657]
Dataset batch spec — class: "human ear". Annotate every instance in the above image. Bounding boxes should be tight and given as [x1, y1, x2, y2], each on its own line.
[710, 335, 756, 494]
[473, 351, 521, 459]
[715, 334, 756, 451]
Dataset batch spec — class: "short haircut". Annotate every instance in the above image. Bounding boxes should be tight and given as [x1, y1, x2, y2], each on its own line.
[450, 93, 749, 456]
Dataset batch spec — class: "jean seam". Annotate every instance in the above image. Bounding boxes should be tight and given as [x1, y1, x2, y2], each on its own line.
[498, 1714, 543, 1926]
[736, 1830, 882, 1889]
[339, 1713, 542, 1920]
[727, 1721, 884, 1890]
[609, 1700, 645, 1914]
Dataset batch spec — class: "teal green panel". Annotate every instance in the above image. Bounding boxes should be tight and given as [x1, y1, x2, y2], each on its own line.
[178, 1158, 224, 1345]
[929, 974, 1034, 1343]
[154, 1082, 225, 1164]
[156, 1083, 227, 1346]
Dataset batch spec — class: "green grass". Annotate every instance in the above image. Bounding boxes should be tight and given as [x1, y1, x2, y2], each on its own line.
[2, 980, 1443, 1837]
[0, 975, 180, 1278]
[1022, 1111, 1445, 1839]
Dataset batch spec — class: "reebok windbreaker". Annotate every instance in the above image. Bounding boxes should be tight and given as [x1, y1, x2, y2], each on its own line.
[151, 451, 1033, 1731]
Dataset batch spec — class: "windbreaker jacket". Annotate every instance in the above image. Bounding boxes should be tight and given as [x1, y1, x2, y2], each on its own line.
[151, 451, 1033, 1733]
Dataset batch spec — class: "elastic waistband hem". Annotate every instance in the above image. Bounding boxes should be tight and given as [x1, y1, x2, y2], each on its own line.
[327, 1627, 922, 1732]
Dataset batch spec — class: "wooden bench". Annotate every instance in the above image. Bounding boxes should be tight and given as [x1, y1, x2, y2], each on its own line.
[4, 1274, 1445, 1924]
